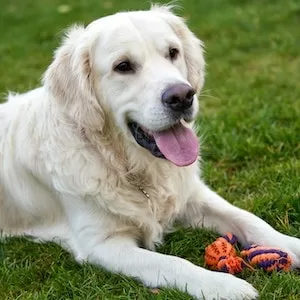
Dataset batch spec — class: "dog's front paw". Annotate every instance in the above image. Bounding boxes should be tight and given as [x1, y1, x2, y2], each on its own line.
[188, 269, 258, 300]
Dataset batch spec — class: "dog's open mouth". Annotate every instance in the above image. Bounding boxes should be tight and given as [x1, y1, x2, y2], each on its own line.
[128, 121, 199, 167]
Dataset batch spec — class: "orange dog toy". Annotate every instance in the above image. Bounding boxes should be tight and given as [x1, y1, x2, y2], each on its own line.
[241, 244, 292, 272]
[205, 233, 292, 274]
[205, 233, 251, 274]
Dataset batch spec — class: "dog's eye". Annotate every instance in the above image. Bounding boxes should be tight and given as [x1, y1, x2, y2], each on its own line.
[115, 61, 134, 73]
[169, 48, 179, 60]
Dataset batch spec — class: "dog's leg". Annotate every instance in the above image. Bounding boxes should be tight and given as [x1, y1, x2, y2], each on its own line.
[62, 196, 257, 300]
[182, 179, 300, 268]
[86, 236, 259, 300]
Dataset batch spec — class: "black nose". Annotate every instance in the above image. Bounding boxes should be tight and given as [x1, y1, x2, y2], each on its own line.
[162, 84, 195, 112]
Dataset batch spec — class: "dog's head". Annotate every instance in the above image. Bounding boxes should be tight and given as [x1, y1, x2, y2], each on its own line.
[44, 5, 205, 167]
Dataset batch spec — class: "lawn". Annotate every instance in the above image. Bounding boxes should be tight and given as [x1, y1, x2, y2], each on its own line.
[0, 0, 300, 299]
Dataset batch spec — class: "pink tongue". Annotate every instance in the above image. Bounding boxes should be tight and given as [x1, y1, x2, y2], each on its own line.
[152, 124, 199, 166]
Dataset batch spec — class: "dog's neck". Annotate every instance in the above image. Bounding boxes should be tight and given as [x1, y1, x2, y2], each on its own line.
[80, 121, 153, 182]
[80, 118, 176, 198]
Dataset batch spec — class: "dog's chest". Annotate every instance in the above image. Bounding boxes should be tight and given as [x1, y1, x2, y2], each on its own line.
[132, 167, 190, 231]
[132, 166, 197, 249]
[139, 184, 178, 226]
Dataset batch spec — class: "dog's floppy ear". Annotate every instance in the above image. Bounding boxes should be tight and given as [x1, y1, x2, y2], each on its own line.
[152, 5, 205, 95]
[43, 25, 104, 130]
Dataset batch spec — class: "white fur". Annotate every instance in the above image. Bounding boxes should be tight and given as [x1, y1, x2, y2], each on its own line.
[1, 6, 299, 300]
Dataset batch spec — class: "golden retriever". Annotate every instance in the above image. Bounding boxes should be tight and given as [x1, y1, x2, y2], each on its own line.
[1, 5, 299, 299]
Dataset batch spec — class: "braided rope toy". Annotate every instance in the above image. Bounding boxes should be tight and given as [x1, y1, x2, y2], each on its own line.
[204, 233, 252, 274]
[205, 233, 292, 274]
[241, 244, 292, 272]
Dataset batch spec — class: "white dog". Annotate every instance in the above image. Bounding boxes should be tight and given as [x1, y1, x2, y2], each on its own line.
[0, 5, 299, 300]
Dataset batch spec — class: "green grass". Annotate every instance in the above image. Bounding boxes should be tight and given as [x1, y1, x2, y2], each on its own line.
[1, 0, 300, 299]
